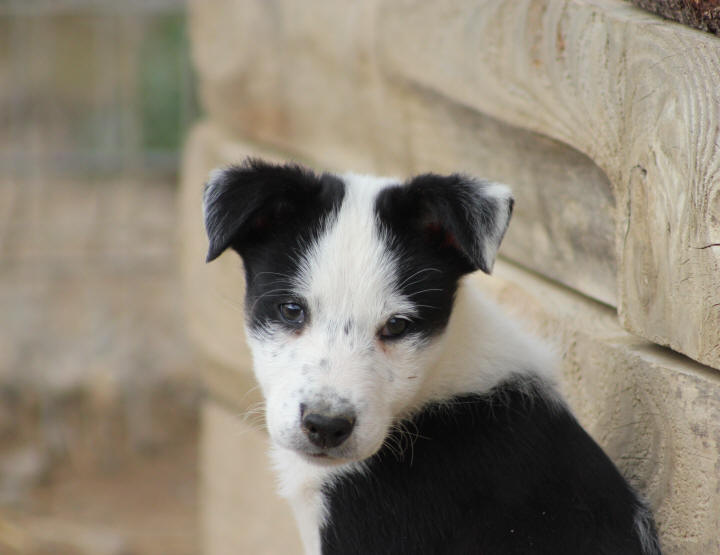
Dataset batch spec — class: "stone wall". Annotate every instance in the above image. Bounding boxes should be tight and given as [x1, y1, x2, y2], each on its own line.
[180, 1, 720, 553]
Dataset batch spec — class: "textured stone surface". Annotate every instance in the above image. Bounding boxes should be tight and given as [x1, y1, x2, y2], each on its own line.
[189, 0, 387, 172]
[475, 262, 720, 555]
[188, 0, 720, 369]
[378, 0, 720, 368]
[201, 401, 301, 555]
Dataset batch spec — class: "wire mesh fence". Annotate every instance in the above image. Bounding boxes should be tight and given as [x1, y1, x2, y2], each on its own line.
[0, 0, 198, 178]
[0, 2, 202, 522]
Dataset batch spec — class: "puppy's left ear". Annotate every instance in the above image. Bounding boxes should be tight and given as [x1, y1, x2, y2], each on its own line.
[378, 173, 514, 274]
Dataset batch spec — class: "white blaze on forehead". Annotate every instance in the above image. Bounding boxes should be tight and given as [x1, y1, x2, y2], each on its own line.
[293, 173, 413, 326]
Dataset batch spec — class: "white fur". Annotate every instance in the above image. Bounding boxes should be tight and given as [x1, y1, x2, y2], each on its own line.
[242, 173, 554, 554]
[478, 182, 513, 272]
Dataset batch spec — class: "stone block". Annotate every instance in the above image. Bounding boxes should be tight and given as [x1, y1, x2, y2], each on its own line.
[378, 0, 720, 368]
[188, 0, 391, 172]
[475, 262, 720, 555]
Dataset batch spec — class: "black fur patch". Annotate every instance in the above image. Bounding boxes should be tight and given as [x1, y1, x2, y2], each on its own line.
[375, 174, 510, 340]
[203, 159, 345, 332]
[377, 173, 512, 273]
[321, 379, 659, 555]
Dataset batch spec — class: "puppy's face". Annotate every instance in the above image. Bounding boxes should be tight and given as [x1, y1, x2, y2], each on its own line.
[204, 160, 512, 465]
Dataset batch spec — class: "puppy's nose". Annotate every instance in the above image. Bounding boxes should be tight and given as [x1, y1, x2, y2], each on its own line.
[300, 408, 355, 449]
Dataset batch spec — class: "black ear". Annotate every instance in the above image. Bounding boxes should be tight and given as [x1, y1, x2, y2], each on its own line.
[377, 173, 513, 274]
[202, 158, 342, 262]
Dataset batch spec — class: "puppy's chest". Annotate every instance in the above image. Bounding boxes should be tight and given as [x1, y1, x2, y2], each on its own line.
[271, 449, 339, 554]
[310, 389, 547, 554]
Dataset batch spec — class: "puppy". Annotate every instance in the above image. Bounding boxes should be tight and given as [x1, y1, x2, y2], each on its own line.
[203, 159, 661, 555]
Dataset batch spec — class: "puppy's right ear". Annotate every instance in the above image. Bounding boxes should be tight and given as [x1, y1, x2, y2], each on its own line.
[203, 158, 336, 262]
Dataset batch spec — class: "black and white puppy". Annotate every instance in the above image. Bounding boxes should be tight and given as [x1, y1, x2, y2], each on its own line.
[203, 159, 661, 555]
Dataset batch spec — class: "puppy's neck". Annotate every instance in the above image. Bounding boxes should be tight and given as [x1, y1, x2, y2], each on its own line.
[411, 279, 557, 408]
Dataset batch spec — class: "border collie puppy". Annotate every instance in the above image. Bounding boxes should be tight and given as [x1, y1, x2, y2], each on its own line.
[203, 159, 661, 555]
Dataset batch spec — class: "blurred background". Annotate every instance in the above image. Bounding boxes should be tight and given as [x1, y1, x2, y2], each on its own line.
[2, 1, 719, 554]
[0, 1, 201, 553]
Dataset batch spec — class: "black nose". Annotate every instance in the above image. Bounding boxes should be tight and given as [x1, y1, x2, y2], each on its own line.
[301, 410, 356, 449]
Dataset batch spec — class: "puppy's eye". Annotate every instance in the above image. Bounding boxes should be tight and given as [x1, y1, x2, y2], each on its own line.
[380, 316, 409, 339]
[279, 303, 305, 325]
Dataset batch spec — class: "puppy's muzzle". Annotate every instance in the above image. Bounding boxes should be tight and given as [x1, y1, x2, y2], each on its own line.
[300, 403, 356, 449]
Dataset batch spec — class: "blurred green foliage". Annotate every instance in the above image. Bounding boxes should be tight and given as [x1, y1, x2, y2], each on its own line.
[0, 5, 199, 176]
[140, 13, 198, 153]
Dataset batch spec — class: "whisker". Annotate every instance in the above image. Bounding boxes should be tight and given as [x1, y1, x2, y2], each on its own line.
[406, 288, 444, 297]
[396, 267, 441, 289]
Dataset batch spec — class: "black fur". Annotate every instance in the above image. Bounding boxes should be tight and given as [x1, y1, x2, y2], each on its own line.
[377, 173, 513, 274]
[203, 159, 345, 332]
[374, 173, 511, 340]
[321, 379, 660, 555]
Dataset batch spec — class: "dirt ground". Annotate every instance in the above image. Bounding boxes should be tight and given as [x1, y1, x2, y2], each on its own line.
[0, 433, 198, 555]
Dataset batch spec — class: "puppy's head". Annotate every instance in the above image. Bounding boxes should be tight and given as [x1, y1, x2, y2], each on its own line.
[204, 159, 512, 465]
